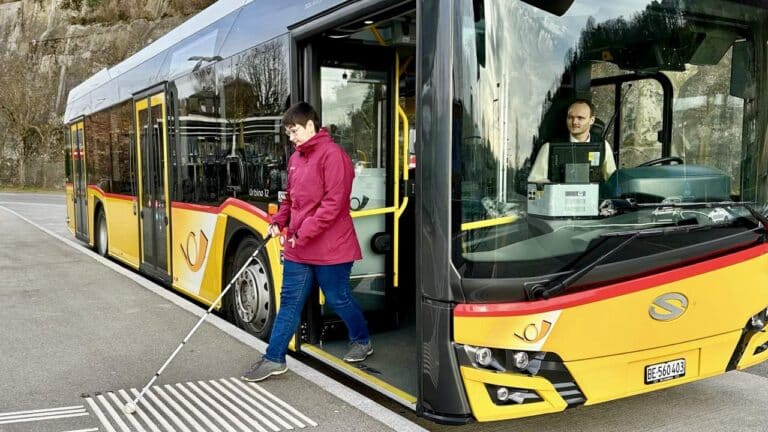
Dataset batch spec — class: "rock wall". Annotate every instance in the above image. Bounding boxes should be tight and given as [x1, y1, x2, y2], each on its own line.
[0, 0, 213, 187]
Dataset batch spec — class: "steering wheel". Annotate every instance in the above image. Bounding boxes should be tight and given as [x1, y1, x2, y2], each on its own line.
[636, 156, 684, 167]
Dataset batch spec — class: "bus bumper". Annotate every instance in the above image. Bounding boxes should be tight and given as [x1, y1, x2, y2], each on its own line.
[457, 330, 745, 422]
[736, 326, 768, 369]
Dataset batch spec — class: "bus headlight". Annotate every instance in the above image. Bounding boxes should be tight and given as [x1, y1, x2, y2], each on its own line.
[463, 345, 506, 371]
[496, 387, 509, 401]
[512, 351, 530, 369]
[475, 347, 493, 366]
[750, 308, 768, 331]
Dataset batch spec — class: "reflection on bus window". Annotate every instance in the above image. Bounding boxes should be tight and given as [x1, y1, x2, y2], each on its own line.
[453, 0, 757, 279]
[171, 36, 291, 208]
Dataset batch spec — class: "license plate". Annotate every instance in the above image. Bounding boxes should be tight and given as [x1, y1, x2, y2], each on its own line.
[644, 358, 686, 384]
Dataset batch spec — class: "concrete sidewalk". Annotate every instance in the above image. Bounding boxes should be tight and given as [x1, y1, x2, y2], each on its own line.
[0, 204, 427, 432]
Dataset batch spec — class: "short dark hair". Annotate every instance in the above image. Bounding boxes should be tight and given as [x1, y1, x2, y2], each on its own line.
[569, 99, 595, 116]
[282, 102, 321, 129]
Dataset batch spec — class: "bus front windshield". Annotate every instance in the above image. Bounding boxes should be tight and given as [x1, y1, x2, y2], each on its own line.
[453, 0, 768, 283]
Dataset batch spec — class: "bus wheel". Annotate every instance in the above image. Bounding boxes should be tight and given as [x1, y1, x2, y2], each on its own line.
[229, 237, 275, 340]
[96, 210, 108, 257]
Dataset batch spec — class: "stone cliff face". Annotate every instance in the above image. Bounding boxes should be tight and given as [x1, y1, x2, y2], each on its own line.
[0, 0, 213, 186]
[0, 0, 209, 113]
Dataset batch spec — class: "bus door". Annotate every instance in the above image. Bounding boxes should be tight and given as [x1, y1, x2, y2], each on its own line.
[297, 35, 418, 405]
[134, 92, 172, 282]
[303, 42, 397, 321]
[70, 121, 88, 241]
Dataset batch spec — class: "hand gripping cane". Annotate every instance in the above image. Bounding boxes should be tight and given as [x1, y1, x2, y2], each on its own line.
[123, 233, 273, 414]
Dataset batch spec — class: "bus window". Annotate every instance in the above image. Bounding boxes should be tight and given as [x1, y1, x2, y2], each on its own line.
[454, 0, 756, 282]
[171, 37, 292, 209]
[591, 75, 666, 168]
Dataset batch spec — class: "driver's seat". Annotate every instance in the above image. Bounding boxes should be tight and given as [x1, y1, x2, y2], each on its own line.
[590, 118, 606, 142]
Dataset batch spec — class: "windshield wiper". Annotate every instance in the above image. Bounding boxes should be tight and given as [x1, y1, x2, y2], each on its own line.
[526, 220, 726, 300]
[741, 204, 768, 231]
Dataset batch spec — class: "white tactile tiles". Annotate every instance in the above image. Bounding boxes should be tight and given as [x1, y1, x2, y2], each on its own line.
[85, 378, 317, 432]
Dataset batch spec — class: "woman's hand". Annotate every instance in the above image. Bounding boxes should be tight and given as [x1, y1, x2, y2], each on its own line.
[267, 223, 281, 238]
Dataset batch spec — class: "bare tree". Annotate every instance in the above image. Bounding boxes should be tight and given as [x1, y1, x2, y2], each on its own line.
[0, 52, 63, 186]
[222, 39, 288, 149]
[243, 39, 289, 116]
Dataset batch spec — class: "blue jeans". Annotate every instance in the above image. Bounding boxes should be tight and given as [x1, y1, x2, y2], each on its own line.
[264, 260, 370, 363]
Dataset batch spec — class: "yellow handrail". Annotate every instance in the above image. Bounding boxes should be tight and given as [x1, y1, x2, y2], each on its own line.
[398, 105, 409, 181]
[461, 215, 520, 232]
[351, 206, 396, 218]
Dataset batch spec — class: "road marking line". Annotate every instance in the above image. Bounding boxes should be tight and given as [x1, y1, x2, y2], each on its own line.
[0, 405, 85, 418]
[96, 394, 132, 432]
[224, 379, 306, 428]
[0, 412, 89, 425]
[144, 387, 193, 432]
[197, 380, 272, 432]
[107, 392, 147, 432]
[85, 397, 117, 432]
[208, 379, 283, 431]
[0, 201, 63, 207]
[187, 381, 254, 432]
[129, 388, 177, 432]
[154, 386, 207, 432]
[173, 383, 238, 432]
[164, 384, 223, 432]
[59, 428, 100, 432]
[217, 380, 293, 430]
[231, 378, 318, 427]
[117, 389, 161, 432]
[0, 408, 85, 422]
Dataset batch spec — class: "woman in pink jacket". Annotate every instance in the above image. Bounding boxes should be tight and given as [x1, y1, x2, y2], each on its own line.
[241, 102, 372, 382]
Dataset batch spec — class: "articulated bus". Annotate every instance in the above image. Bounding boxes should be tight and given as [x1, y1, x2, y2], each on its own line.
[64, 0, 768, 423]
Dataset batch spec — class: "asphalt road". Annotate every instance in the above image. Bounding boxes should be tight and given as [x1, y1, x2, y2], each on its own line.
[0, 192, 424, 432]
[2, 191, 768, 432]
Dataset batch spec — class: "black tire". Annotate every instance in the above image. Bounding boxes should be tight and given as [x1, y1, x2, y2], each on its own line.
[227, 236, 275, 340]
[95, 210, 108, 257]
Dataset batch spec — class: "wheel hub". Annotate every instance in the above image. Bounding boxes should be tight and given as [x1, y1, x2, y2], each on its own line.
[234, 259, 270, 331]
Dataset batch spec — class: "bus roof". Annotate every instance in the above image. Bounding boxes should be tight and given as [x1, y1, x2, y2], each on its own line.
[65, 0, 347, 123]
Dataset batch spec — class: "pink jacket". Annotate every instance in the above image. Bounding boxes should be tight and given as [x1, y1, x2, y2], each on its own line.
[271, 128, 363, 265]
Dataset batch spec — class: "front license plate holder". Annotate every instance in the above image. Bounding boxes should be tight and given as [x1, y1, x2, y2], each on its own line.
[644, 358, 686, 384]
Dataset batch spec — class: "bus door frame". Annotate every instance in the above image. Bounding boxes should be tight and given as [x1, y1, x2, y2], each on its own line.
[296, 38, 400, 341]
[133, 85, 173, 284]
[70, 120, 88, 241]
[287, 0, 422, 412]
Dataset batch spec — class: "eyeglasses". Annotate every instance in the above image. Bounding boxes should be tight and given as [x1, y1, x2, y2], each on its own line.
[285, 126, 301, 136]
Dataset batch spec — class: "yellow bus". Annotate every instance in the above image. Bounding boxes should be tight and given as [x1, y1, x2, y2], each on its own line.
[65, 0, 768, 423]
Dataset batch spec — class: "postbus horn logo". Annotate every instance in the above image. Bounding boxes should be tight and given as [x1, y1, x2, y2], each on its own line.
[180, 230, 208, 272]
[649, 293, 688, 321]
[514, 320, 553, 343]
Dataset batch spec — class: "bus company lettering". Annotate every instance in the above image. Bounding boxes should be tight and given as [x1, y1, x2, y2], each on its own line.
[180, 230, 209, 272]
[515, 320, 553, 343]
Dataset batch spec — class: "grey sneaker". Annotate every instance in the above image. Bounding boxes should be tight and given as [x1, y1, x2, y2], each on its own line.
[343, 341, 373, 363]
[240, 358, 287, 382]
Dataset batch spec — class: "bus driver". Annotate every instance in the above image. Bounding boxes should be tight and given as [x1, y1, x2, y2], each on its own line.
[527, 99, 617, 183]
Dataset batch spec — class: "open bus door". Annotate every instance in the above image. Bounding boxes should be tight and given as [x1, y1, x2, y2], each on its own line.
[293, 17, 419, 407]
[134, 90, 172, 283]
[70, 121, 88, 241]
